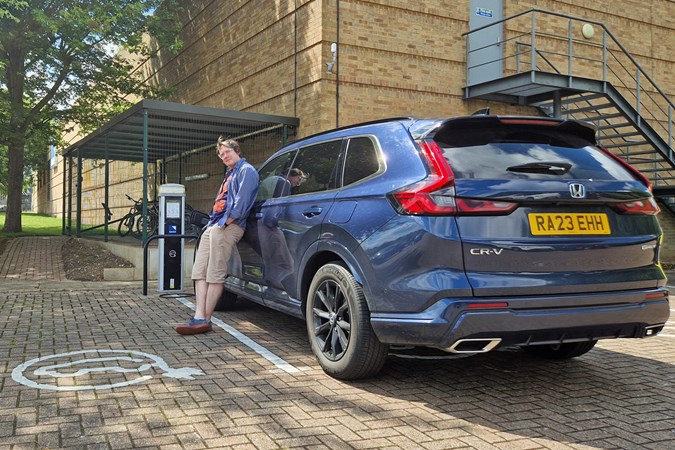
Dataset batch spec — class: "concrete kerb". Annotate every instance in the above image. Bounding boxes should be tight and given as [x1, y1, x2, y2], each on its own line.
[98, 238, 196, 281]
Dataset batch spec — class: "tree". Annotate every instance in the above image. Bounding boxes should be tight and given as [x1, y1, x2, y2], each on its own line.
[0, 0, 182, 232]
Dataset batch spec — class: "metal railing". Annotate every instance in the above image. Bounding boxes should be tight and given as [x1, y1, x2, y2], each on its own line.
[464, 8, 674, 161]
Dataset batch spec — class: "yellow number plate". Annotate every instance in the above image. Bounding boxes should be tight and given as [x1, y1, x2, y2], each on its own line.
[528, 213, 611, 235]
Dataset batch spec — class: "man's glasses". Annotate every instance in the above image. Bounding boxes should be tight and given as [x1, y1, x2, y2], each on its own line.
[218, 147, 235, 158]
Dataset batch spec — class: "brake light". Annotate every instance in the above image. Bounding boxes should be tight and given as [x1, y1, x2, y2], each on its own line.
[389, 141, 518, 215]
[499, 118, 557, 126]
[614, 197, 660, 215]
[598, 146, 652, 190]
[390, 140, 456, 215]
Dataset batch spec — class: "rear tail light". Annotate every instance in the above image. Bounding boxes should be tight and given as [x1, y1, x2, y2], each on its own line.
[596, 147, 659, 215]
[455, 198, 519, 215]
[598, 146, 653, 190]
[614, 197, 660, 215]
[389, 140, 518, 215]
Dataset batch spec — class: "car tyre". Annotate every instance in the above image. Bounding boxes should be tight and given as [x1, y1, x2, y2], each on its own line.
[522, 340, 597, 359]
[306, 262, 388, 380]
[215, 289, 237, 311]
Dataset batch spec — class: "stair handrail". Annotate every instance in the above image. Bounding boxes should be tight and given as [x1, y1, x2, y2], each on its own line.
[464, 8, 672, 107]
[464, 8, 673, 152]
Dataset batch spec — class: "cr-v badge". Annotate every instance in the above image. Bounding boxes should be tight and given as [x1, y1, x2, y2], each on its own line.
[470, 248, 504, 255]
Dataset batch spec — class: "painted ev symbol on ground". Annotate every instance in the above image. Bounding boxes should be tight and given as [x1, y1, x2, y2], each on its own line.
[12, 349, 204, 391]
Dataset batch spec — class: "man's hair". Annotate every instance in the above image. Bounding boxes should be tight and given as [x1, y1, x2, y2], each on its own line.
[217, 136, 241, 154]
[288, 168, 307, 178]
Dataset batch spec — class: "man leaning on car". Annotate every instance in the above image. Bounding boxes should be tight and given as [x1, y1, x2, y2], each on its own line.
[175, 137, 258, 335]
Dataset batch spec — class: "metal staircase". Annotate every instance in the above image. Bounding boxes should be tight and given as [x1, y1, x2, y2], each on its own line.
[463, 9, 674, 196]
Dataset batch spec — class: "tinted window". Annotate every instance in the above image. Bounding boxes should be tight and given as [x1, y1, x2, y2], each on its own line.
[343, 137, 380, 186]
[439, 143, 636, 181]
[257, 151, 296, 201]
[290, 140, 343, 195]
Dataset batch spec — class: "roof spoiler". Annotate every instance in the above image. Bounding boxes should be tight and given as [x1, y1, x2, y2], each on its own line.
[430, 115, 598, 146]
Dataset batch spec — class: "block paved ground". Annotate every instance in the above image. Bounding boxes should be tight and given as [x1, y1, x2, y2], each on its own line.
[1, 236, 674, 449]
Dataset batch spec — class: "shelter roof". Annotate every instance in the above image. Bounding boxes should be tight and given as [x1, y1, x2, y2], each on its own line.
[62, 99, 299, 162]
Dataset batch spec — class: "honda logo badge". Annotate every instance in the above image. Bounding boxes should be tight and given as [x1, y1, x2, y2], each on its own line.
[569, 183, 586, 198]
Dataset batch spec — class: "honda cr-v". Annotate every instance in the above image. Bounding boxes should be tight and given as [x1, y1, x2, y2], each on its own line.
[217, 114, 670, 380]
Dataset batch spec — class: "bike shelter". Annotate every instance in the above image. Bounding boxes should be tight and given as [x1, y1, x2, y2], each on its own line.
[61, 99, 298, 247]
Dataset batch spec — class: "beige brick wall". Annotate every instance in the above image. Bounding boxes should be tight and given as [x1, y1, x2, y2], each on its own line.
[133, 0, 674, 138]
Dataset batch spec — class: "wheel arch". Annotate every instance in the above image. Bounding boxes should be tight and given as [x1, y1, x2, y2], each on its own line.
[299, 242, 368, 317]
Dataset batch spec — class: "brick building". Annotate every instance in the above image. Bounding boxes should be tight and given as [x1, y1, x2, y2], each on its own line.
[33, 0, 675, 257]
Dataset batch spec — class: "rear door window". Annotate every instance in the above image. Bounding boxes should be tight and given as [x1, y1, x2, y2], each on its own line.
[257, 151, 296, 201]
[290, 140, 343, 195]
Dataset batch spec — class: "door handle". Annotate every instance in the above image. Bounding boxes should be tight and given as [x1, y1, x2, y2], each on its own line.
[303, 207, 323, 218]
[255, 212, 263, 219]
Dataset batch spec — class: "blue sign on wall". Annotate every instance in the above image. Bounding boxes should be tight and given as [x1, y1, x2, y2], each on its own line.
[476, 7, 493, 18]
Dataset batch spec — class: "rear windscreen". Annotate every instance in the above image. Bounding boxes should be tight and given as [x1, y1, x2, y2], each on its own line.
[436, 142, 636, 181]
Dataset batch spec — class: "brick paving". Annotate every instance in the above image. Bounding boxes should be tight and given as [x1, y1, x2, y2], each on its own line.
[0, 236, 674, 449]
[0, 236, 68, 281]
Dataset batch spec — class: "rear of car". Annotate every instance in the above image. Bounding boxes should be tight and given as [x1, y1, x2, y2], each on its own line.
[365, 115, 669, 357]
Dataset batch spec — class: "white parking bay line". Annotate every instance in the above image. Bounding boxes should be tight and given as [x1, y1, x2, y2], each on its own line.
[174, 296, 302, 373]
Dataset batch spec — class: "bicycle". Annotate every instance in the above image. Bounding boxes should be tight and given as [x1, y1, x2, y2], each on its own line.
[117, 194, 158, 238]
[135, 201, 159, 237]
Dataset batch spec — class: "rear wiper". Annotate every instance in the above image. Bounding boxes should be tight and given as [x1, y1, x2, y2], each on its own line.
[506, 162, 571, 175]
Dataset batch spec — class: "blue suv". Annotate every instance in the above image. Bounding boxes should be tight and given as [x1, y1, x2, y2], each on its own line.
[217, 115, 670, 380]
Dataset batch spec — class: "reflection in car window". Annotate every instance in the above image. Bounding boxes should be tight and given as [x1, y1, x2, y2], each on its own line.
[257, 151, 296, 201]
[290, 140, 343, 195]
[343, 137, 380, 186]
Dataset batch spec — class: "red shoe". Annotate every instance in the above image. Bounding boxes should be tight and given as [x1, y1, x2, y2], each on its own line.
[176, 318, 213, 335]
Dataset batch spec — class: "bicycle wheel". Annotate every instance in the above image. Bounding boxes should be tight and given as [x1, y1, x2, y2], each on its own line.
[135, 213, 158, 236]
[117, 214, 134, 237]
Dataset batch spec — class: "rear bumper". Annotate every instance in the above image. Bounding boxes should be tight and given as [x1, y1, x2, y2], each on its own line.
[369, 288, 671, 350]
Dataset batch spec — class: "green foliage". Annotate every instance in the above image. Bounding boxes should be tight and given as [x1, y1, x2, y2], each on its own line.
[0, 1, 28, 22]
[1, 0, 183, 130]
[0, 0, 184, 231]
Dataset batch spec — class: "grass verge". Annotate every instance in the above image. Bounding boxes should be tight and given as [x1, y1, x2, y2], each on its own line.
[0, 212, 63, 238]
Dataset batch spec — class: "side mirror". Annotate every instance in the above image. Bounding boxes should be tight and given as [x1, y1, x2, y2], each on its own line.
[189, 210, 210, 227]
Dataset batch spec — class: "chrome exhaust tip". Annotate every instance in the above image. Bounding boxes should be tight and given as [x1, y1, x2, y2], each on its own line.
[644, 324, 664, 337]
[445, 338, 502, 354]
